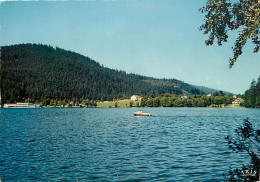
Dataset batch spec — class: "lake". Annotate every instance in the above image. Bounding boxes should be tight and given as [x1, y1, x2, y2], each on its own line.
[0, 108, 259, 181]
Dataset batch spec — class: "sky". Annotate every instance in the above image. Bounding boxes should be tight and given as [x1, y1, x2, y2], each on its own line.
[0, 0, 259, 94]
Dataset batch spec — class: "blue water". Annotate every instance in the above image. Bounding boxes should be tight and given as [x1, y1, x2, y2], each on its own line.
[0, 108, 259, 181]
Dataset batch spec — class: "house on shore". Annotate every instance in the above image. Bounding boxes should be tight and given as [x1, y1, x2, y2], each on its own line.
[181, 95, 188, 99]
[232, 98, 244, 106]
[131, 95, 142, 101]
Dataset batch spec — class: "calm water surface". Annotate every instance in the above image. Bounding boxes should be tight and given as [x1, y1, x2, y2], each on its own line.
[0, 108, 259, 181]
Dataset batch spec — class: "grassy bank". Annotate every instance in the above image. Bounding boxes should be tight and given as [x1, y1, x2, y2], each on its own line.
[97, 100, 140, 108]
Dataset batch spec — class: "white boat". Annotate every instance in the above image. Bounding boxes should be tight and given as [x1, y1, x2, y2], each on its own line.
[3, 103, 39, 108]
[134, 110, 152, 116]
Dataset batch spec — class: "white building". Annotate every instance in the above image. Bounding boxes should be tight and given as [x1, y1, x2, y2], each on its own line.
[4, 103, 40, 108]
[232, 98, 244, 105]
[131, 95, 142, 101]
[181, 95, 188, 99]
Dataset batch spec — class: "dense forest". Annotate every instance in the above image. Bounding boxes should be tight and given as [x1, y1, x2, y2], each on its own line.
[1, 44, 206, 104]
[243, 76, 260, 108]
[137, 92, 234, 108]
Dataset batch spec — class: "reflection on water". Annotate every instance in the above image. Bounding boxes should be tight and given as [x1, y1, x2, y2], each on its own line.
[0, 108, 259, 181]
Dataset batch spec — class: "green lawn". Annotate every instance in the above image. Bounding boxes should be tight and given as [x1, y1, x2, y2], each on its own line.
[97, 100, 140, 108]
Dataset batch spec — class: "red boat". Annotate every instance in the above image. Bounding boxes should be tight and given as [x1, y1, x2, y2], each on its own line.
[134, 111, 152, 116]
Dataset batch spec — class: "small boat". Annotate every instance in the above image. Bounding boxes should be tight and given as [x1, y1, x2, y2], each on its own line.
[134, 110, 152, 116]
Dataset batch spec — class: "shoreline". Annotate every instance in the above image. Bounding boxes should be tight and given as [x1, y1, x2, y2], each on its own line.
[0, 105, 245, 109]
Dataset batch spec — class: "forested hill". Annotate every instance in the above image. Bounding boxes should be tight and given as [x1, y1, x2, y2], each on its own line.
[243, 77, 260, 108]
[1, 44, 204, 103]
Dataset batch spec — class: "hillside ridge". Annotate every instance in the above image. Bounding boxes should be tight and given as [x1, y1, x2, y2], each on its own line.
[1, 43, 218, 103]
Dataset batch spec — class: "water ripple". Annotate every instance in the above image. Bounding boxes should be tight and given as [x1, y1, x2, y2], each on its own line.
[0, 108, 259, 181]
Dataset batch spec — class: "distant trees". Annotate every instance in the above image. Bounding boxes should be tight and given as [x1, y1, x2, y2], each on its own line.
[200, 0, 260, 67]
[81, 99, 90, 107]
[34, 98, 97, 107]
[137, 93, 233, 107]
[243, 76, 260, 108]
[129, 101, 133, 107]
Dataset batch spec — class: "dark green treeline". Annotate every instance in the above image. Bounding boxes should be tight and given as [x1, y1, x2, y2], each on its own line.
[139, 93, 234, 107]
[243, 76, 260, 108]
[1, 44, 203, 104]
